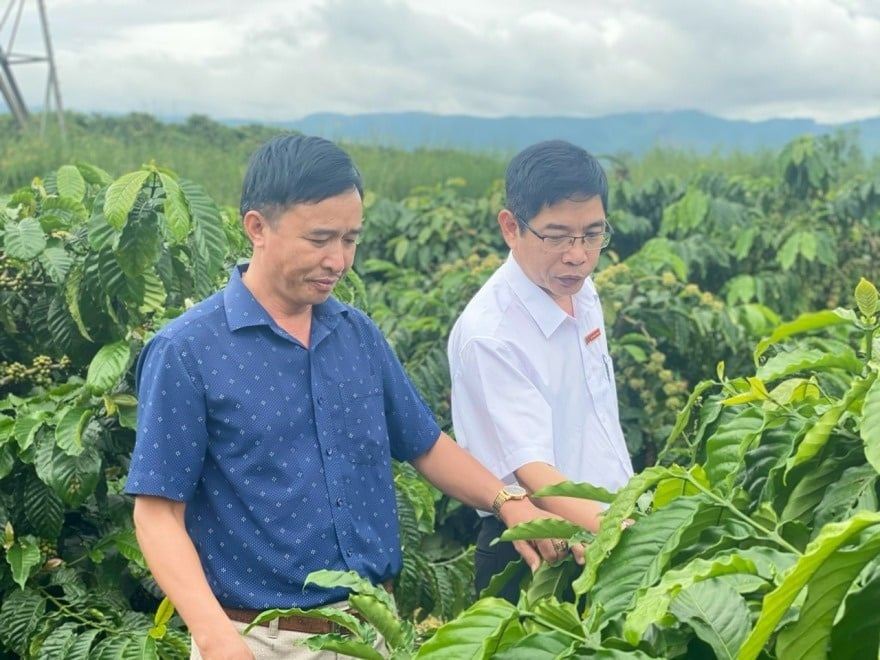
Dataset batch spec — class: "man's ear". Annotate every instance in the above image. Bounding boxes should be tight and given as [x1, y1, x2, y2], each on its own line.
[498, 209, 520, 248]
[242, 210, 270, 246]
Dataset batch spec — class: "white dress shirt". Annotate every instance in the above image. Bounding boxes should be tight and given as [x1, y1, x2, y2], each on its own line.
[448, 254, 633, 514]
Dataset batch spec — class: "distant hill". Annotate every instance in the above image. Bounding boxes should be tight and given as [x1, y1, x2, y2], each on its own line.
[264, 110, 880, 156]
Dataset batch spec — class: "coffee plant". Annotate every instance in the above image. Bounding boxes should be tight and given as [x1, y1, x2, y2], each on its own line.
[1, 129, 878, 658]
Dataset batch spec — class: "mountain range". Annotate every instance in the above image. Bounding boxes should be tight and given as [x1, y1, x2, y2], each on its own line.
[264, 110, 880, 156]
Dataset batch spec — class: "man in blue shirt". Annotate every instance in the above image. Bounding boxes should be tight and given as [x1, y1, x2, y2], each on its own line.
[126, 134, 575, 659]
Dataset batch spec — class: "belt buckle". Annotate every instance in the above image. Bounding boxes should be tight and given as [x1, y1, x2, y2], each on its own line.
[331, 620, 352, 637]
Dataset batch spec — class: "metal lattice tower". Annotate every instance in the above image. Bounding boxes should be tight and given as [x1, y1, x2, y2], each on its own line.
[0, 0, 65, 139]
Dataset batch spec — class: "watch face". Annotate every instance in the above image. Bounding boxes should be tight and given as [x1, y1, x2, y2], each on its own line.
[506, 485, 527, 497]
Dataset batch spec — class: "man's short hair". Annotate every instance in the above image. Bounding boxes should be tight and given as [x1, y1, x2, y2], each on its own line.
[239, 133, 364, 222]
[505, 139, 608, 224]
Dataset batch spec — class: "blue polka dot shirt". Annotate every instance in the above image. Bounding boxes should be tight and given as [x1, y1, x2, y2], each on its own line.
[126, 265, 440, 609]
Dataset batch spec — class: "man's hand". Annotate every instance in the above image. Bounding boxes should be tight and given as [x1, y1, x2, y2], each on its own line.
[193, 629, 255, 660]
[497, 498, 585, 571]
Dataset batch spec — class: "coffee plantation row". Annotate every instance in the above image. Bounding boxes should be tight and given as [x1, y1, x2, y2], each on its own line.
[0, 129, 878, 658]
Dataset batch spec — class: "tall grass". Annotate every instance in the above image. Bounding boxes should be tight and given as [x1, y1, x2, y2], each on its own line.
[6, 111, 873, 207]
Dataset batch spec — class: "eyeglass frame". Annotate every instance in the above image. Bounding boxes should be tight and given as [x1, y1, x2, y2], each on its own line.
[514, 214, 614, 252]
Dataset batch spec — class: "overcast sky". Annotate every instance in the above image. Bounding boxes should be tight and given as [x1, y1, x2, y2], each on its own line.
[4, 0, 879, 125]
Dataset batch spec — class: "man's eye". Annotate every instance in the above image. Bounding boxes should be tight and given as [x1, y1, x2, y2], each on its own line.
[545, 236, 570, 245]
[308, 238, 332, 246]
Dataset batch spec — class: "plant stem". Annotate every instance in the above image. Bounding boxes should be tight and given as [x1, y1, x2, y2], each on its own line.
[685, 477, 802, 555]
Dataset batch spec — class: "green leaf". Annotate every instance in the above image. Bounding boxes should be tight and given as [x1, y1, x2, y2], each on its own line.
[33, 621, 79, 659]
[667, 579, 751, 660]
[54, 405, 93, 455]
[5, 217, 46, 260]
[0, 443, 15, 480]
[776, 530, 880, 660]
[829, 568, 880, 659]
[660, 188, 709, 234]
[34, 435, 102, 508]
[739, 511, 880, 660]
[854, 277, 878, 318]
[6, 535, 42, 589]
[180, 179, 226, 298]
[414, 597, 521, 659]
[13, 411, 47, 451]
[653, 465, 708, 508]
[24, 476, 64, 538]
[785, 373, 875, 476]
[76, 161, 113, 186]
[64, 263, 94, 342]
[0, 589, 47, 656]
[812, 463, 879, 534]
[56, 165, 86, 202]
[85, 341, 131, 395]
[37, 246, 74, 284]
[754, 310, 851, 363]
[624, 553, 758, 644]
[702, 407, 763, 492]
[532, 480, 616, 503]
[499, 517, 589, 544]
[103, 170, 151, 230]
[59, 628, 102, 658]
[525, 559, 581, 603]
[757, 346, 864, 382]
[629, 237, 688, 280]
[305, 570, 396, 610]
[661, 379, 718, 457]
[114, 208, 162, 278]
[348, 592, 409, 650]
[574, 465, 681, 596]
[158, 173, 190, 241]
[153, 597, 175, 627]
[393, 237, 410, 264]
[590, 496, 718, 627]
[781, 450, 857, 527]
[490, 630, 582, 659]
[862, 376, 880, 473]
[90, 633, 158, 660]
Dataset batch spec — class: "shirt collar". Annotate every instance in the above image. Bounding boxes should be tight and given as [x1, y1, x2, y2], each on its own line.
[502, 253, 570, 338]
[223, 263, 347, 333]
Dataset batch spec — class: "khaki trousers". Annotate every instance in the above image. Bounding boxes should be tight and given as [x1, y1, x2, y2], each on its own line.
[190, 602, 388, 660]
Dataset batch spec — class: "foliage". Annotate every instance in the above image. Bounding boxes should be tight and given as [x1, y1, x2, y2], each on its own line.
[2, 128, 880, 657]
[0, 161, 230, 657]
[300, 277, 880, 658]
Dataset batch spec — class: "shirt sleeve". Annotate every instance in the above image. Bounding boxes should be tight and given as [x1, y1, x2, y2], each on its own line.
[124, 335, 209, 501]
[367, 322, 441, 462]
[450, 336, 556, 480]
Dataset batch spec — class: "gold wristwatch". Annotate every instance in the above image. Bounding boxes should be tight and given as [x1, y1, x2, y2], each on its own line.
[491, 484, 528, 518]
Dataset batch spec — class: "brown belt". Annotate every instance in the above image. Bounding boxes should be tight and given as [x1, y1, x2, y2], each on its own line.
[224, 607, 344, 633]
[223, 581, 393, 634]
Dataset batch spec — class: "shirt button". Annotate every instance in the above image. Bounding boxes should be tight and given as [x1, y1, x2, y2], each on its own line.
[317, 396, 325, 405]
[326, 448, 333, 456]
[336, 498, 344, 506]
[346, 550, 353, 557]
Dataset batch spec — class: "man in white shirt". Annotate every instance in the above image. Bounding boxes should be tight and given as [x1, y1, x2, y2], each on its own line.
[448, 139, 634, 603]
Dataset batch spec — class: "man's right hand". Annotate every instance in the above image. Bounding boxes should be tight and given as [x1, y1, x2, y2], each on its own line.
[498, 498, 586, 570]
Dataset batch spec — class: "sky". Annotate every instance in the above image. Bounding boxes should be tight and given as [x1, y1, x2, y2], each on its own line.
[3, 0, 879, 125]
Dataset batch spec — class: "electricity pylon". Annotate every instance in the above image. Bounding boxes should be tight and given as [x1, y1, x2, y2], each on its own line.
[0, 0, 65, 140]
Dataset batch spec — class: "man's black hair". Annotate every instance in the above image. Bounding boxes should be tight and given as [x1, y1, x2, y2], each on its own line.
[239, 133, 364, 221]
[505, 139, 608, 224]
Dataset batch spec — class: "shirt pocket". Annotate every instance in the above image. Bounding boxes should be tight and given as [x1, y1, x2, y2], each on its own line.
[339, 377, 387, 465]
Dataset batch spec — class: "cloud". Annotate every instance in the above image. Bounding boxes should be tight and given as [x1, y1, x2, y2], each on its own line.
[3, 0, 878, 124]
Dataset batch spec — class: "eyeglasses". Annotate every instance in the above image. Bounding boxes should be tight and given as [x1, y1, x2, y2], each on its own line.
[515, 216, 613, 253]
